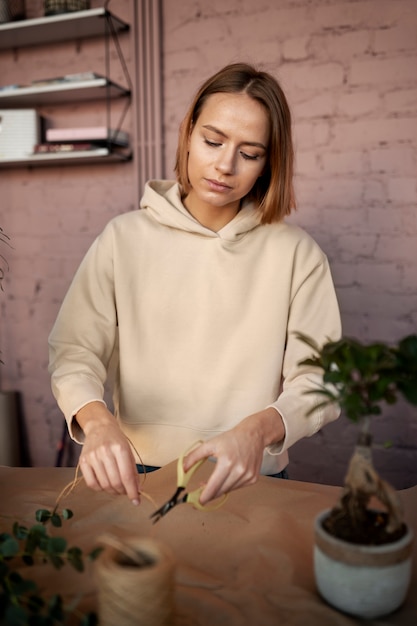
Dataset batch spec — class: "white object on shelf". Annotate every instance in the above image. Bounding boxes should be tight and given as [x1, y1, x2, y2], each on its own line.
[0, 108, 40, 159]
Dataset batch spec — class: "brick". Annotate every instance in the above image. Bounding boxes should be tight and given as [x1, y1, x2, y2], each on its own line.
[349, 56, 417, 87]
[388, 177, 417, 205]
[354, 262, 404, 292]
[294, 151, 319, 176]
[313, 0, 409, 31]
[375, 234, 417, 263]
[321, 150, 366, 175]
[293, 93, 336, 119]
[337, 91, 381, 117]
[282, 36, 310, 61]
[367, 207, 407, 234]
[331, 118, 415, 148]
[370, 147, 416, 175]
[363, 179, 387, 205]
[328, 262, 356, 288]
[337, 286, 416, 319]
[278, 62, 344, 91]
[384, 88, 417, 115]
[294, 121, 331, 149]
[373, 23, 417, 54]
[309, 30, 371, 62]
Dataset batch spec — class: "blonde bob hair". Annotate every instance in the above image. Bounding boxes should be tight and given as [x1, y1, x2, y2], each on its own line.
[175, 62, 296, 224]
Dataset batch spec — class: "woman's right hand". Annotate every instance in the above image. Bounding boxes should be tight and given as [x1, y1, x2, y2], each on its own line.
[75, 401, 141, 505]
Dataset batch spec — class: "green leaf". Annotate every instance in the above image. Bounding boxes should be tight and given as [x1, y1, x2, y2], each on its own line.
[7, 572, 37, 595]
[27, 592, 45, 612]
[67, 547, 84, 572]
[12, 523, 28, 541]
[49, 554, 65, 570]
[81, 612, 99, 626]
[35, 509, 51, 523]
[50, 514, 62, 528]
[88, 546, 104, 561]
[5, 603, 28, 626]
[47, 594, 64, 620]
[25, 525, 47, 554]
[47, 537, 67, 554]
[62, 509, 74, 520]
[0, 560, 9, 577]
[0, 537, 19, 558]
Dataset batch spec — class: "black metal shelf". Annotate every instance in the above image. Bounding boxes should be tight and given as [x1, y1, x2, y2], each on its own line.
[0, 8, 132, 167]
[0, 8, 129, 50]
[0, 147, 132, 168]
[0, 78, 130, 106]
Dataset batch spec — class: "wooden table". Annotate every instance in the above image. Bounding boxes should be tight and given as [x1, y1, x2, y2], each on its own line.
[1, 463, 416, 625]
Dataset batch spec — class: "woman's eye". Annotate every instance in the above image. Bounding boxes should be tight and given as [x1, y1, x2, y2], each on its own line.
[241, 152, 260, 161]
[204, 139, 221, 147]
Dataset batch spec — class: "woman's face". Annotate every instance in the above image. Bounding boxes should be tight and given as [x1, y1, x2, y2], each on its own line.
[185, 92, 270, 221]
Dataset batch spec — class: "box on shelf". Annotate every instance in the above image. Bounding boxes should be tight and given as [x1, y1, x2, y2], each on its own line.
[0, 109, 41, 159]
[46, 126, 129, 147]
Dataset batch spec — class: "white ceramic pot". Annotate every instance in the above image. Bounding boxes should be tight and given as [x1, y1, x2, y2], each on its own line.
[314, 509, 414, 619]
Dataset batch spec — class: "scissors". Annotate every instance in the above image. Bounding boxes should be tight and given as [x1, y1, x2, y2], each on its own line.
[150, 441, 228, 524]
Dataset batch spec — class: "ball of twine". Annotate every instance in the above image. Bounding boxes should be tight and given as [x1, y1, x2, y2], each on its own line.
[94, 535, 176, 626]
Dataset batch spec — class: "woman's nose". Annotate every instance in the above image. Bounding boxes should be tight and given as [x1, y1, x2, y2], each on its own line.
[216, 148, 235, 174]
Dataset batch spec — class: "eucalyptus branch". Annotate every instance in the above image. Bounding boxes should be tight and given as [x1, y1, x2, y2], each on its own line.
[0, 507, 101, 625]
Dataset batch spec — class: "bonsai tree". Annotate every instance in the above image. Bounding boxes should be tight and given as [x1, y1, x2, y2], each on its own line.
[296, 332, 417, 545]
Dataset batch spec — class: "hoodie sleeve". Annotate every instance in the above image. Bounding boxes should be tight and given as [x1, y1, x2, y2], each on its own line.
[266, 240, 342, 456]
[48, 223, 117, 442]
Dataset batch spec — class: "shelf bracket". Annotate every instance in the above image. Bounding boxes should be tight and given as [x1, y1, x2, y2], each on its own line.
[102, 7, 132, 151]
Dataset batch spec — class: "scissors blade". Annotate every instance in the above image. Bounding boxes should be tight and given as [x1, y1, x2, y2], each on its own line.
[149, 500, 172, 524]
[149, 486, 186, 524]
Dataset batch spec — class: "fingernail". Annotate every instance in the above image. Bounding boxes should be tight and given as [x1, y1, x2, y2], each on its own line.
[132, 498, 140, 506]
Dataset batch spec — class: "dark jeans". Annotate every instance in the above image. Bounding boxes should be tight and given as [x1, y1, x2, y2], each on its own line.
[136, 464, 289, 479]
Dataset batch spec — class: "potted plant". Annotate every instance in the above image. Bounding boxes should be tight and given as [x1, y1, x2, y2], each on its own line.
[297, 332, 417, 619]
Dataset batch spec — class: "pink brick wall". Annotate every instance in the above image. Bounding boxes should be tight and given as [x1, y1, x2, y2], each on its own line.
[1, 0, 416, 488]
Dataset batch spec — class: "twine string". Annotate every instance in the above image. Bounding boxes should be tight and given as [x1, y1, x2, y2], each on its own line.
[53, 435, 158, 511]
[94, 535, 176, 626]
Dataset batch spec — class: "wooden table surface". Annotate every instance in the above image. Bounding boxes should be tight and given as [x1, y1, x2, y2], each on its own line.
[1, 463, 416, 625]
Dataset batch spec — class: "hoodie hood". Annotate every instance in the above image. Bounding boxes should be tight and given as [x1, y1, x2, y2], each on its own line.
[140, 180, 262, 242]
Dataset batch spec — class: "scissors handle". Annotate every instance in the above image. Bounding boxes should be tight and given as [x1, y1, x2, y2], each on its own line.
[177, 440, 206, 488]
[177, 441, 228, 511]
[186, 485, 228, 511]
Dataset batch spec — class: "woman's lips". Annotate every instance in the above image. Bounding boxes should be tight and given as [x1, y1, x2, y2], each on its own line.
[205, 178, 232, 192]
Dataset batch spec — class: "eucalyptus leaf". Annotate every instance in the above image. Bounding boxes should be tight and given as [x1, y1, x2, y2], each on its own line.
[50, 514, 62, 528]
[62, 509, 74, 520]
[35, 509, 51, 523]
[0, 537, 19, 558]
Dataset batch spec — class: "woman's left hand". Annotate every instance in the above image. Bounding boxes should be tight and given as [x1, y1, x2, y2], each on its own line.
[183, 407, 285, 505]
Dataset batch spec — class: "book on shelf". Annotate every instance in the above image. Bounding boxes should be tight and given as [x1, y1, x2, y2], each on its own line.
[34, 143, 97, 153]
[30, 72, 104, 87]
[45, 126, 129, 147]
[0, 73, 105, 93]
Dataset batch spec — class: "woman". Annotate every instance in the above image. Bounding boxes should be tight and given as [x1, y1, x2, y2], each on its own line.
[48, 63, 341, 507]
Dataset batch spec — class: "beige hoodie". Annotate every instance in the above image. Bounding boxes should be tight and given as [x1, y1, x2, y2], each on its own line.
[49, 180, 341, 474]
